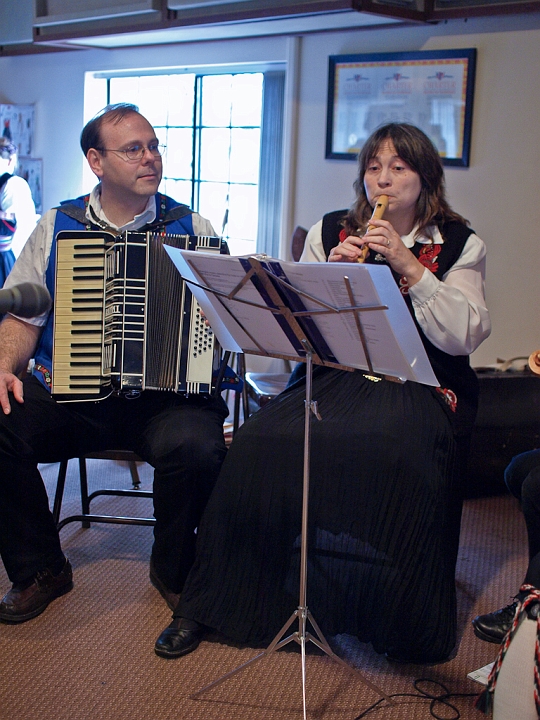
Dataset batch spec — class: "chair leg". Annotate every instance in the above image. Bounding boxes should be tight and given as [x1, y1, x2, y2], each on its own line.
[128, 460, 141, 489]
[54, 453, 155, 531]
[235, 353, 250, 428]
[78, 457, 91, 529]
[233, 381, 241, 434]
[52, 459, 69, 526]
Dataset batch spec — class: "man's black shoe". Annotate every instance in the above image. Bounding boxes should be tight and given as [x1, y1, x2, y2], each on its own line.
[154, 617, 205, 659]
[472, 600, 519, 644]
[149, 559, 181, 611]
[0, 558, 73, 623]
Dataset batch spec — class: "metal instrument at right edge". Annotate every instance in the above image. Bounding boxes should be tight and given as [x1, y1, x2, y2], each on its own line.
[529, 350, 540, 375]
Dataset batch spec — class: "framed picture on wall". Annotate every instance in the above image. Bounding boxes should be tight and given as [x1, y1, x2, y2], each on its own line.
[0, 104, 35, 158]
[16, 158, 42, 215]
[326, 48, 476, 167]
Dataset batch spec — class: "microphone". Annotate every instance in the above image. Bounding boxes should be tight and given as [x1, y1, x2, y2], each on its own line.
[0, 282, 52, 318]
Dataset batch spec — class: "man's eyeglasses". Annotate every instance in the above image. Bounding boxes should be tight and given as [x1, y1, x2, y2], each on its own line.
[96, 143, 166, 162]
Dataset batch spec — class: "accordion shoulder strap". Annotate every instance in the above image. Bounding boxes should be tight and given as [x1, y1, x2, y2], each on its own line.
[55, 199, 194, 234]
[55, 203, 89, 226]
[141, 203, 193, 231]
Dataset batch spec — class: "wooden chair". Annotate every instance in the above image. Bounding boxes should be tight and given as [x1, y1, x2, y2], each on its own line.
[291, 225, 308, 262]
[244, 371, 290, 411]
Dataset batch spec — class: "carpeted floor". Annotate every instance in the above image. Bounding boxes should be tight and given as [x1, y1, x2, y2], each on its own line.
[0, 459, 528, 720]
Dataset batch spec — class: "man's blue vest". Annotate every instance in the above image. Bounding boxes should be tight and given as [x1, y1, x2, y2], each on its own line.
[33, 193, 195, 391]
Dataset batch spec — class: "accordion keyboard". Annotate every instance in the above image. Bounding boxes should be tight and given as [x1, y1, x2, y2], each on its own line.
[52, 232, 107, 397]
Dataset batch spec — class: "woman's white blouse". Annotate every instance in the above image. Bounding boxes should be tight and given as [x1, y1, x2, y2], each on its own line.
[301, 220, 491, 356]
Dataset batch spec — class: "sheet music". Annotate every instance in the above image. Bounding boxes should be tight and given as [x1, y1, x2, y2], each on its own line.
[277, 260, 437, 384]
[164, 246, 439, 386]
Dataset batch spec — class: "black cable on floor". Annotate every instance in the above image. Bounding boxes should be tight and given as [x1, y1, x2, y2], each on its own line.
[353, 678, 479, 720]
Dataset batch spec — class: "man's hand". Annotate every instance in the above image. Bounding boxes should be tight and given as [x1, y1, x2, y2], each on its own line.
[0, 315, 42, 414]
[0, 371, 24, 414]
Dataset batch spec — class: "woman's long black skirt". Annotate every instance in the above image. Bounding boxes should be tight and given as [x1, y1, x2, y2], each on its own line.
[178, 367, 460, 663]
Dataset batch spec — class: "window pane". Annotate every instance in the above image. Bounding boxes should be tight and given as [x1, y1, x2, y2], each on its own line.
[160, 178, 192, 207]
[164, 74, 196, 127]
[226, 184, 259, 241]
[135, 75, 171, 126]
[199, 127, 232, 183]
[231, 74, 263, 126]
[109, 74, 197, 129]
[197, 181, 228, 236]
[162, 127, 193, 180]
[109, 76, 140, 105]
[201, 75, 233, 127]
[198, 180, 257, 254]
[229, 128, 260, 184]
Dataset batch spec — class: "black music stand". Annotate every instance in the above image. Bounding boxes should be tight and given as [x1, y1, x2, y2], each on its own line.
[166, 250, 438, 718]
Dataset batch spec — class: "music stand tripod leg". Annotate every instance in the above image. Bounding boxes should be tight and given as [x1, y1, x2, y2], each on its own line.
[190, 349, 394, 715]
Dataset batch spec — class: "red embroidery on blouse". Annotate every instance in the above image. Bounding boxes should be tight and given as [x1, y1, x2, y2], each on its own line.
[399, 243, 442, 295]
[418, 243, 441, 271]
[399, 276, 409, 296]
[436, 387, 457, 412]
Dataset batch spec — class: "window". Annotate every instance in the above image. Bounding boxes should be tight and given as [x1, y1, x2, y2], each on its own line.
[94, 69, 283, 257]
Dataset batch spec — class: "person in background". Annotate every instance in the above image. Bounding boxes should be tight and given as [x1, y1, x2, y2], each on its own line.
[154, 122, 491, 665]
[472, 449, 540, 643]
[0, 137, 37, 286]
[0, 103, 229, 624]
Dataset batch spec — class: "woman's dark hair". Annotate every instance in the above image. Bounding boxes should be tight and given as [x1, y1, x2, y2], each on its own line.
[80, 103, 140, 156]
[344, 122, 468, 239]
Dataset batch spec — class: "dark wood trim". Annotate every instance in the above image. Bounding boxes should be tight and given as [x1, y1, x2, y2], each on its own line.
[353, 0, 428, 22]
[1, 0, 538, 54]
[166, 0, 427, 26]
[29, 0, 424, 47]
[0, 43, 79, 56]
[429, 1, 540, 19]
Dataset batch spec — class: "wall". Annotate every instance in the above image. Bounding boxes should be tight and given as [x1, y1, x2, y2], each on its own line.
[295, 13, 540, 369]
[0, 13, 539, 368]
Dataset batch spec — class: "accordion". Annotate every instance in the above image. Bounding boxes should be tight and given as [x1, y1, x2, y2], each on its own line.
[51, 229, 225, 401]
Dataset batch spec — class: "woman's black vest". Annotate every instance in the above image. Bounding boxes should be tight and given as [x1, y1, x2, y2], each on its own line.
[321, 210, 480, 437]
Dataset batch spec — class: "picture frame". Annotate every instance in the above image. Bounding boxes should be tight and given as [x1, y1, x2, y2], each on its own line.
[326, 48, 477, 167]
[0, 104, 35, 158]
